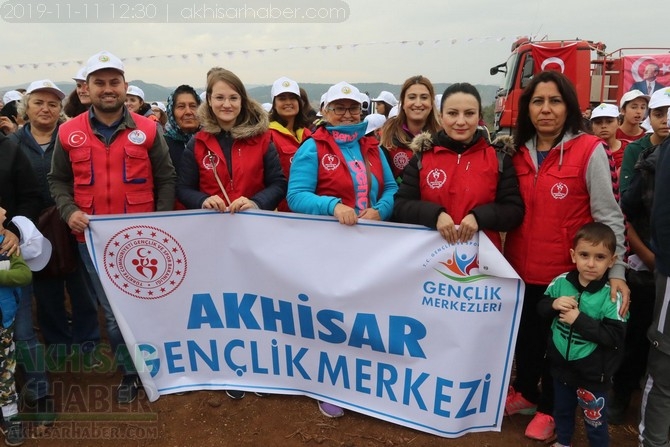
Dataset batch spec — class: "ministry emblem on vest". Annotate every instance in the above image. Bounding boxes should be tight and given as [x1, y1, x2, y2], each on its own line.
[426, 169, 447, 189]
[128, 130, 147, 145]
[550, 182, 569, 200]
[321, 154, 340, 171]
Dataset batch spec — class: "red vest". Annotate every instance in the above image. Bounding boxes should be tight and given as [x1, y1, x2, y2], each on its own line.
[270, 125, 311, 212]
[59, 112, 157, 240]
[505, 134, 600, 284]
[192, 130, 271, 203]
[386, 146, 414, 179]
[270, 125, 311, 178]
[312, 127, 384, 210]
[418, 138, 502, 249]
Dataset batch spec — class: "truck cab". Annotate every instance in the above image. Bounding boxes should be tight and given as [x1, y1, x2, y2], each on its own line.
[490, 37, 670, 137]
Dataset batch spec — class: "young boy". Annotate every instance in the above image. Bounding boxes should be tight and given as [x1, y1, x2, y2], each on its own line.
[0, 206, 32, 447]
[591, 103, 628, 172]
[537, 222, 628, 447]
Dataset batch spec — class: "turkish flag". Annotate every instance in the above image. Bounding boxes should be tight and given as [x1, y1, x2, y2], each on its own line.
[531, 43, 578, 84]
[623, 55, 670, 93]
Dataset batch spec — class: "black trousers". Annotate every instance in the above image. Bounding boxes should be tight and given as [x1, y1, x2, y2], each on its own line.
[512, 283, 554, 414]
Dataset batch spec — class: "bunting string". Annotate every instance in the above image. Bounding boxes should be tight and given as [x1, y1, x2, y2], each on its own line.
[1, 36, 528, 73]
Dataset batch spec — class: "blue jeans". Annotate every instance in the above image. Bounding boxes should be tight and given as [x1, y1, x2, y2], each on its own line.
[554, 379, 609, 447]
[15, 286, 50, 402]
[32, 258, 100, 350]
[78, 243, 134, 375]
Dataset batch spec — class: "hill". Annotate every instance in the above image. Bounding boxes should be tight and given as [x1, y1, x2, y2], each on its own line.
[3, 81, 499, 107]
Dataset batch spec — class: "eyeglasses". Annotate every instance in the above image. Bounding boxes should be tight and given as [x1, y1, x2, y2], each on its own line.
[326, 105, 362, 116]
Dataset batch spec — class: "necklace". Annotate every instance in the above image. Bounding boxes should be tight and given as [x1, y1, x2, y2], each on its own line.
[342, 146, 361, 168]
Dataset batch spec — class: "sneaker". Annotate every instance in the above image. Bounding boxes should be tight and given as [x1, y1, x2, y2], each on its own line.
[505, 386, 537, 415]
[317, 401, 344, 418]
[550, 443, 571, 447]
[253, 392, 268, 397]
[225, 390, 245, 400]
[1, 418, 24, 446]
[117, 374, 141, 404]
[525, 411, 556, 441]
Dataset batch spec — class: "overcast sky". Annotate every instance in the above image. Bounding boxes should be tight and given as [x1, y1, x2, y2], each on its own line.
[2, 0, 668, 92]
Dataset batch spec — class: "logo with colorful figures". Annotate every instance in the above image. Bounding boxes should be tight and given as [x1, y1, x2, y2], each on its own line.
[434, 247, 488, 283]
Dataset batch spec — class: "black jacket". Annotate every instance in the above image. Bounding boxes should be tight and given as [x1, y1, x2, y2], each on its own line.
[0, 132, 42, 236]
[9, 123, 58, 211]
[392, 131, 524, 231]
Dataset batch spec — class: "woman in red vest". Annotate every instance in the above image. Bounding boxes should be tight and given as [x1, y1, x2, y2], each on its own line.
[392, 82, 524, 251]
[503, 70, 629, 442]
[379, 75, 441, 184]
[268, 76, 311, 211]
[177, 68, 286, 215]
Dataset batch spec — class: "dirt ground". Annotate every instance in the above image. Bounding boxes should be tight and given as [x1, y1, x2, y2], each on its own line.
[16, 360, 641, 447]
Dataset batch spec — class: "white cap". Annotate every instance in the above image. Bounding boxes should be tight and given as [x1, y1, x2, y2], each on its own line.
[364, 113, 387, 135]
[271, 77, 300, 99]
[85, 50, 125, 76]
[388, 104, 399, 118]
[11, 216, 52, 272]
[590, 103, 619, 120]
[435, 94, 443, 112]
[620, 89, 650, 110]
[648, 87, 670, 109]
[26, 79, 65, 100]
[325, 82, 362, 106]
[261, 102, 272, 112]
[2, 90, 22, 105]
[360, 92, 370, 111]
[73, 66, 87, 82]
[126, 85, 145, 101]
[371, 91, 398, 107]
[151, 101, 166, 112]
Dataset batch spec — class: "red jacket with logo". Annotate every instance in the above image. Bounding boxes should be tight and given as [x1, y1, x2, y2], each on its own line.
[505, 134, 600, 284]
[192, 130, 271, 203]
[58, 112, 157, 220]
[312, 126, 384, 209]
[418, 138, 501, 248]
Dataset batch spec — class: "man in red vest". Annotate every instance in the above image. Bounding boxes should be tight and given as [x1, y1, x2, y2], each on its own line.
[48, 50, 176, 404]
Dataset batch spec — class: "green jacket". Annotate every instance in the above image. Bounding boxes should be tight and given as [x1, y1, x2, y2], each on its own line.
[538, 270, 628, 390]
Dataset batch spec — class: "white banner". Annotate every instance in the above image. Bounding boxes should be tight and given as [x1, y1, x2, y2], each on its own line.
[85, 210, 524, 438]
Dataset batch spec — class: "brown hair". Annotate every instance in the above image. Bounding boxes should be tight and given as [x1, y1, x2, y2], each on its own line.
[572, 222, 616, 255]
[513, 70, 585, 149]
[380, 75, 440, 149]
[204, 68, 259, 129]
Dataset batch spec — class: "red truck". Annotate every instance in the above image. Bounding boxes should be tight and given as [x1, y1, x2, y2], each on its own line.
[490, 37, 670, 135]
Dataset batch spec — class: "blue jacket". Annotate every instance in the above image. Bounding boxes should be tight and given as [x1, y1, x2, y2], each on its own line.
[287, 122, 397, 219]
